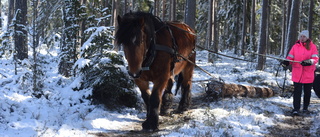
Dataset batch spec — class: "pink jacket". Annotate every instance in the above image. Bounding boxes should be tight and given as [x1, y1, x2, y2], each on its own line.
[286, 40, 319, 83]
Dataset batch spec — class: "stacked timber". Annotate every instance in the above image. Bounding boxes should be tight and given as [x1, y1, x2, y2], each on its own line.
[206, 79, 274, 98]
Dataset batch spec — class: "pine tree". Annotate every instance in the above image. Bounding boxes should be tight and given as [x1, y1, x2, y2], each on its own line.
[59, 0, 81, 77]
[74, 5, 138, 109]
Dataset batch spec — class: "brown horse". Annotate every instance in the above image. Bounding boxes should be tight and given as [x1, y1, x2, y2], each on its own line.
[115, 11, 196, 131]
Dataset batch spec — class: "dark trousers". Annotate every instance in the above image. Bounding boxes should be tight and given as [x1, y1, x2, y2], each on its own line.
[293, 82, 313, 111]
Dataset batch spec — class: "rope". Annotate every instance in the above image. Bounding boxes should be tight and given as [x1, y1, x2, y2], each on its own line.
[242, 49, 301, 63]
[196, 46, 253, 62]
[275, 64, 290, 96]
[178, 53, 217, 80]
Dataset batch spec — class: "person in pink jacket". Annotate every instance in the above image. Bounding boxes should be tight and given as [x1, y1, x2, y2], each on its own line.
[282, 30, 319, 115]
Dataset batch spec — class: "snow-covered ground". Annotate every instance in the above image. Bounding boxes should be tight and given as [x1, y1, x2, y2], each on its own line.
[0, 48, 319, 137]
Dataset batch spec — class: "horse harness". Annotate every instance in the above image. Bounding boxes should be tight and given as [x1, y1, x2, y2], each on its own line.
[141, 22, 196, 72]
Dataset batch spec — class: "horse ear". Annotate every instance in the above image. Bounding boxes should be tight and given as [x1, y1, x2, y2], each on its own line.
[117, 15, 122, 25]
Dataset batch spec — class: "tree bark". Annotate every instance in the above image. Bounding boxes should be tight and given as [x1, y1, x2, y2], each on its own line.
[8, 0, 15, 29]
[240, 0, 247, 55]
[213, 0, 219, 53]
[250, 0, 256, 53]
[207, 0, 213, 50]
[0, 0, 2, 29]
[14, 0, 28, 60]
[285, 0, 300, 56]
[256, 0, 268, 70]
[170, 0, 176, 21]
[234, 0, 241, 55]
[207, 0, 213, 63]
[185, 0, 196, 29]
[308, 0, 314, 39]
[281, 0, 287, 56]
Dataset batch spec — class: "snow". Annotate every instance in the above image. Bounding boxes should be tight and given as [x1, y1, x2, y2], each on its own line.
[0, 47, 319, 136]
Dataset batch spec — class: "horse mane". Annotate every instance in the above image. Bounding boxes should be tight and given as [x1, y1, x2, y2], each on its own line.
[115, 11, 164, 47]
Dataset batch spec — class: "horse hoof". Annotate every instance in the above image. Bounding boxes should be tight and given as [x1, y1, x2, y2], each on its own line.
[142, 120, 159, 131]
[178, 107, 188, 112]
[142, 120, 151, 130]
[175, 107, 188, 114]
[160, 109, 172, 116]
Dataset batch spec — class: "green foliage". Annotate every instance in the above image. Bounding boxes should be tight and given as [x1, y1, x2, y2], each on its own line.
[59, 0, 82, 77]
[76, 26, 138, 110]
[0, 31, 13, 59]
[134, 0, 152, 12]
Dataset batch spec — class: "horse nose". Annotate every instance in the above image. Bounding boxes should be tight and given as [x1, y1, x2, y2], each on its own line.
[128, 70, 142, 78]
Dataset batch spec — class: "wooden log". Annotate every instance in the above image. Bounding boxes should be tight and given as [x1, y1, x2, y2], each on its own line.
[206, 79, 275, 98]
[241, 85, 256, 98]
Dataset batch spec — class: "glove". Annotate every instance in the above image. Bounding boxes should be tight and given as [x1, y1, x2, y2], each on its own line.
[281, 61, 290, 67]
[300, 59, 313, 66]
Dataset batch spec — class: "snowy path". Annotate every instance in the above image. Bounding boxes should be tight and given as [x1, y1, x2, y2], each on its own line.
[89, 91, 320, 137]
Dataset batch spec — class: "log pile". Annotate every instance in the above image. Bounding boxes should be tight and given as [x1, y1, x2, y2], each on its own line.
[206, 80, 275, 99]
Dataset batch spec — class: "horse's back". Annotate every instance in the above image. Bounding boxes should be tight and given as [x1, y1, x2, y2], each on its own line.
[166, 21, 196, 57]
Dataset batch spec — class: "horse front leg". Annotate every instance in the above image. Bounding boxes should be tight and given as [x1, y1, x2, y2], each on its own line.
[143, 80, 168, 131]
[134, 79, 151, 124]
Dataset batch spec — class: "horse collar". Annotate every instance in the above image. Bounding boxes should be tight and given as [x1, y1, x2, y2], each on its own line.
[141, 23, 179, 71]
[141, 40, 157, 71]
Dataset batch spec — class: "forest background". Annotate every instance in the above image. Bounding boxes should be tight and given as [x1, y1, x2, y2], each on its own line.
[0, 0, 319, 106]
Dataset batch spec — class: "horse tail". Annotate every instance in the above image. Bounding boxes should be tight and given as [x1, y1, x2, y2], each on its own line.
[175, 73, 183, 96]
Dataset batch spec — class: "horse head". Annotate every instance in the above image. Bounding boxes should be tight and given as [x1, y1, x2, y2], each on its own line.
[116, 12, 155, 78]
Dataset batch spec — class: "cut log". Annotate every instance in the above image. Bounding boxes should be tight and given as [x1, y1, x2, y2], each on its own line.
[206, 79, 274, 98]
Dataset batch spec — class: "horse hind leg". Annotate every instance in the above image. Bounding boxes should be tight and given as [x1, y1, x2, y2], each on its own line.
[177, 70, 193, 113]
[160, 77, 174, 116]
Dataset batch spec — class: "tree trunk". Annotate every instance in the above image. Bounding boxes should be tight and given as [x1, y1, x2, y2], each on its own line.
[59, 0, 80, 77]
[240, 0, 247, 55]
[285, 0, 300, 56]
[112, 0, 119, 27]
[281, 0, 287, 56]
[256, 0, 268, 70]
[112, 0, 119, 48]
[213, 0, 219, 53]
[8, 0, 14, 29]
[14, 0, 28, 60]
[31, 0, 42, 96]
[207, 0, 213, 63]
[170, 0, 176, 21]
[0, 0, 2, 29]
[266, 0, 270, 54]
[185, 0, 196, 29]
[207, 0, 213, 50]
[79, 0, 86, 46]
[154, 0, 160, 16]
[234, 0, 241, 55]
[250, 0, 256, 53]
[308, 0, 314, 39]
